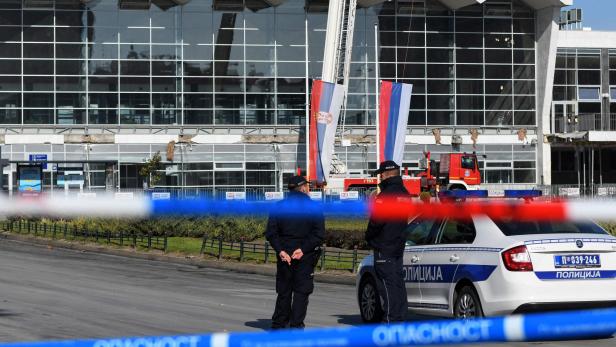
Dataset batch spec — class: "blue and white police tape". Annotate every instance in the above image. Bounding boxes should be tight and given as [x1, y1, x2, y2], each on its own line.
[3, 308, 615, 347]
[0, 196, 368, 219]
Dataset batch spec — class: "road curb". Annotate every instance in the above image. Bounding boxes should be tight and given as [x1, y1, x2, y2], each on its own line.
[0, 232, 356, 286]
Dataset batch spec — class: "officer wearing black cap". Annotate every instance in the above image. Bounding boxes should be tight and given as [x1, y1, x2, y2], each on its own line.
[365, 160, 410, 322]
[265, 175, 325, 329]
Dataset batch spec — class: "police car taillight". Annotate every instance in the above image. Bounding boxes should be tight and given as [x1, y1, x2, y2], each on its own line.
[502, 245, 533, 271]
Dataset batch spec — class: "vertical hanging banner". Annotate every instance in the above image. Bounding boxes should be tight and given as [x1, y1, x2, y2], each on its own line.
[379, 81, 413, 166]
[309, 79, 345, 184]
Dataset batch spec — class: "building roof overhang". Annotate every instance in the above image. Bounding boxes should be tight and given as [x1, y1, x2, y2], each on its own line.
[358, 0, 572, 10]
[519, 0, 572, 10]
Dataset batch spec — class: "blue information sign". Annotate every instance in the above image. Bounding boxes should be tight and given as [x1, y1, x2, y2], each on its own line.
[29, 154, 48, 169]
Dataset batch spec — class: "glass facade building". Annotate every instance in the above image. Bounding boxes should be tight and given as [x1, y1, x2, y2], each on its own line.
[0, 0, 582, 191]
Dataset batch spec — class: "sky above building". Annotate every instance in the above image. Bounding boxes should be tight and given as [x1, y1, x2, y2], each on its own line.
[567, 0, 616, 31]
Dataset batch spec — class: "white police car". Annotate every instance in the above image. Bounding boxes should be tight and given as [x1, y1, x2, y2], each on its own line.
[357, 216, 616, 321]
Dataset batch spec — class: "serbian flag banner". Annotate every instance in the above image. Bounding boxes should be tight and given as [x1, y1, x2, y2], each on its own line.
[379, 81, 413, 166]
[309, 80, 345, 184]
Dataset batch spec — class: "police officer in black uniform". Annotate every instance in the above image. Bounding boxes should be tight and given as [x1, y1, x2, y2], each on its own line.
[365, 161, 410, 323]
[265, 175, 325, 329]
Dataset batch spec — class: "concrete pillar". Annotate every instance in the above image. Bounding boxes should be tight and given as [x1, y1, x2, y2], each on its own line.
[535, 6, 561, 186]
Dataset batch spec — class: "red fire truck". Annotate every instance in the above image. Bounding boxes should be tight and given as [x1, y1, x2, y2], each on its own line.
[340, 152, 481, 197]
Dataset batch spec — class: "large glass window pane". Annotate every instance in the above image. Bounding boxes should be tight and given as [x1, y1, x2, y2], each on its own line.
[0, 26, 20, 41]
[486, 65, 512, 79]
[24, 109, 53, 124]
[153, 109, 179, 125]
[89, 93, 118, 108]
[427, 111, 454, 125]
[409, 110, 426, 125]
[89, 60, 118, 75]
[152, 61, 176, 76]
[427, 33, 453, 47]
[578, 54, 601, 69]
[514, 65, 534, 79]
[246, 109, 274, 125]
[215, 109, 242, 125]
[427, 80, 454, 94]
[23, 26, 53, 42]
[456, 64, 483, 79]
[514, 95, 535, 110]
[23, 10, 53, 25]
[56, 27, 85, 42]
[457, 95, 483, 110]
[215, 93, 243, 109]
[578, 70, 601, 85]
[457, 80, 483, 94]
[513, 34, 535, 49]
[455, 17, 483, 32]
[0, 76, 21, 91]
[184, 94, 213, 109]
[578, 87, 600, 101]
[397, 48, 425, 62]
[486, 95, 512, 110]
[485, 34, 513, 49]
[513, 19, 534, 33]
[245, 45, 275, 60]
[24, 76, 53, 91]
[397, 33, 425, 47]
[121, 60, 150, 75]
[185, 110, 213, 124]
[120, 77, 149, 92]
[89, 77, 118, 92]
[456, 49, 483, 63]
[57, 60, 85, 75]
[485, 18, 511, 33]
[486, 50, 512, 64]
[88, 108, 118, 124]
[0, 93, 20, 107]
[277, 78, 304, 93]
[0, 43, 20, 58]
[24, 93, 53, 108]
[184, 77, 213, 92]
[120, 93, 150, 108]
[486, 111, 512, 126]
[57, 44, 86, 59]
[120, 109, 150, 125]
[455, 33, 483, 48]
[426, 17, 453, 32]
[428, 95, 454, 110]
[427, 49, 453, 63]
[24, 44, 53, 58]
[514, 50, 534, 64]
[184, 61, 213, 76]
[427, 64, 453, 78]
[457, 111, 483, 125]
[57, 109, 85, 125]
[0, 109, 20, 124]
[0, 60, 21, 74]
[0, 10, 21, 25]
[277, 94, 303, 109]
[514, 81, 535, 94]
[514, 111, 535, 126]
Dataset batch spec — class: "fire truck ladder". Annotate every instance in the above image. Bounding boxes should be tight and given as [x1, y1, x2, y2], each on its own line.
[336, 0, 358, 142]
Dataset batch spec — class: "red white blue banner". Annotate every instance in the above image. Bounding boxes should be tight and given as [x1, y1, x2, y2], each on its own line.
[309, 80, 345, 184]
[379, 81, 413, 166]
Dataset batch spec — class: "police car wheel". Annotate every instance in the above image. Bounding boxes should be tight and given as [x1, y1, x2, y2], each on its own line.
[454, 286, 484, 319]
[359, 276, 383, 323]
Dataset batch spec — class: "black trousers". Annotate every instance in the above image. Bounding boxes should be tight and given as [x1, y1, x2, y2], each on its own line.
[374, 252, 407, 323]
[271, 253, 316, 329]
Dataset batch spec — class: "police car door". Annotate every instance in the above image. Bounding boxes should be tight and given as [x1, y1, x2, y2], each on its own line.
[418, 219, 476, 311]
[404, 218, 442, 307]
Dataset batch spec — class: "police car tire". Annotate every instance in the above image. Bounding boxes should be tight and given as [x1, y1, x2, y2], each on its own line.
[359, 276, 384, 323]
[453, 286, 484, 319]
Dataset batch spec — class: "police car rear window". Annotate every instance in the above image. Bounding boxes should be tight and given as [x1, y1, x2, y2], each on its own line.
[494, 221, 608, 236]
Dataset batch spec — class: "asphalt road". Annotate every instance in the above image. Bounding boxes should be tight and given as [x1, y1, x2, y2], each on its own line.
[0, 238, 613, 347]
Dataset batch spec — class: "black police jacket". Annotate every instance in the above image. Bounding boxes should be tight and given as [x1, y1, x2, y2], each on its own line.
[265, 191, 325, 255]
[365, 175, 411, 258]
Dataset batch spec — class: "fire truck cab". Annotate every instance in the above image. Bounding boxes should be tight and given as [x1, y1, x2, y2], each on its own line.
[418, 152, 481, 192]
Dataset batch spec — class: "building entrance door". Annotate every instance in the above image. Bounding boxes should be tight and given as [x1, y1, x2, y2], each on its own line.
[552, 101, 577, 133]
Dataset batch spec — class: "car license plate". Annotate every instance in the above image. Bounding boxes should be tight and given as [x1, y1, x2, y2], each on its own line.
[554, 254, 601, 268]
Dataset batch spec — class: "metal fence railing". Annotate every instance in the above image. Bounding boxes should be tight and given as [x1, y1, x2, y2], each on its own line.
[198, 235, 370, 273]
[3, 219, 167, 251]
[555, 113, 616, 133]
